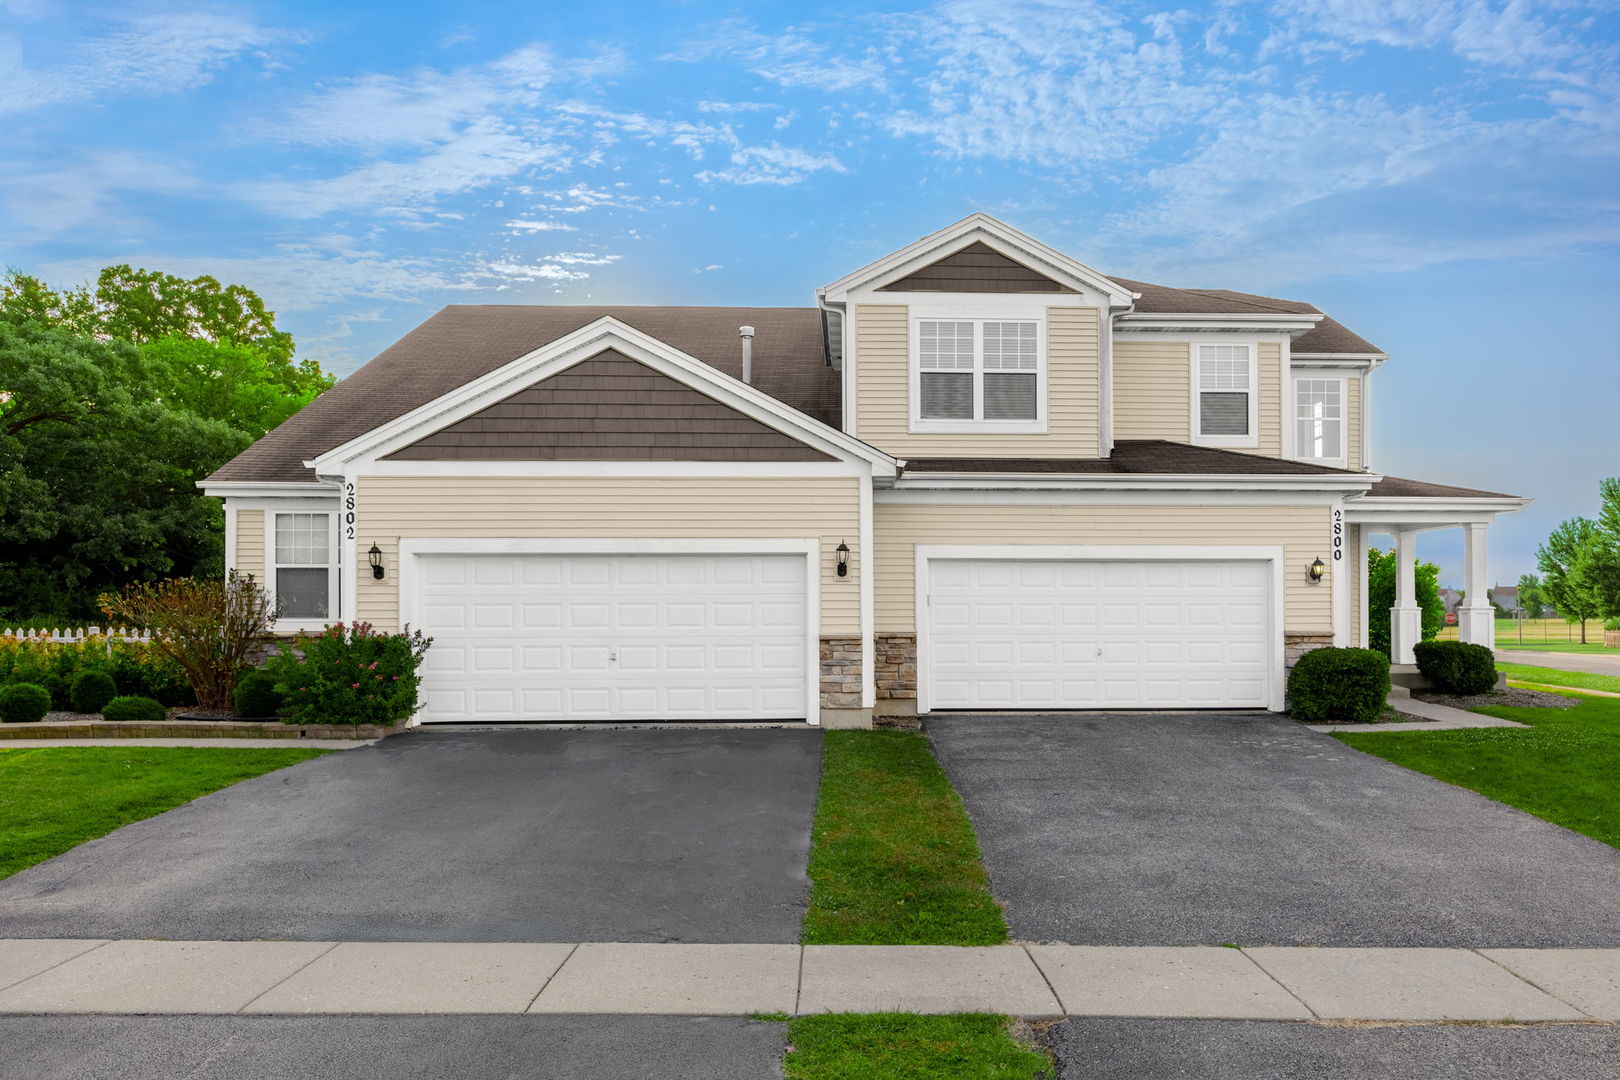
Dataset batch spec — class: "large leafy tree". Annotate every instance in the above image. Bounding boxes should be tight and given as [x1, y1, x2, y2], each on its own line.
[0, 267, 330, 622]
[1366, 545, 1445, 658]
[1516, 573, 1544, 618]
[1538, 517, 1604, 642]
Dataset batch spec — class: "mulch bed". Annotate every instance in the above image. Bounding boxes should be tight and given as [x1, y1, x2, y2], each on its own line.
[1412, 687, 1580, 710]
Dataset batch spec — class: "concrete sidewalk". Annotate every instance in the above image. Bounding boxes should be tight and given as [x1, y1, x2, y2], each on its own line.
[1, 941, 1614, 1022]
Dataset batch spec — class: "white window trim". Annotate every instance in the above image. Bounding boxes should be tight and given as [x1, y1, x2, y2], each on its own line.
[1189, 341, 1259, 449]
[265, 511, 341, 633]
[912, 544, 1287, 714]
[1291, 372, 1348, 468]
[908, 315, 1049, 435]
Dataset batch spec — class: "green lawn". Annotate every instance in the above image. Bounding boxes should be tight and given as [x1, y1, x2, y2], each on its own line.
[1336, 692, 1620, 849]
[803, 731, 1008, 946]
[0, 747, 330, 879]
[782, 1014, 1051, 1080]
[1498, 663, 1620, 695]
[1436, 618, 1615, 651]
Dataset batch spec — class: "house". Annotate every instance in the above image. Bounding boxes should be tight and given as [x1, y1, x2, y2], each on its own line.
[203, 214, 1529, 726]
[1438, 588, 1463, 617]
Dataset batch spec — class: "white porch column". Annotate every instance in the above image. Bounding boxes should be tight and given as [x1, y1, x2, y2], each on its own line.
[1458, 521, 1495, 651]
[1390, 528, 1422, 664]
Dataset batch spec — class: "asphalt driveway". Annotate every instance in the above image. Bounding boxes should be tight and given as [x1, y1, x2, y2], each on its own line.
[928, 712, 1620, 947]
[0, 728, 821, 943]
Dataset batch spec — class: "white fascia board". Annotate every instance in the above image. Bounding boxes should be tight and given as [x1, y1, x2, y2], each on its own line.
[820, 213, 1136, 306]
[355, 460, 870, 478]
[1291, 357, 1377, 371]
[876, 488, 1349, 507]
[199, 481, 339, 498]
[892, 472, 1379, 494]
[1346, 495, 1531, 515]
[1117, 313, 1322, 336]
[1293, 352, 1387, 364]
[307, 316, 898, 478]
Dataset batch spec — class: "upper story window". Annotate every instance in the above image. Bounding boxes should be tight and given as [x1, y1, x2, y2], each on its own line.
[1192, 343, 1258, 447]
[913, 317, 1045, 432]
[271, 512, 337, 625]
[1294, 376, 1345, 465]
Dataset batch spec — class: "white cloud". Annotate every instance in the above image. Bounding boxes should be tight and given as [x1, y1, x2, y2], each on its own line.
[505, 219, 576, 232]
[0, 10, 290, 114]
[696, 143, 846, 185]
[473, 251, 621, 283]
[240, 118, 568, 218]
[1, 149, 195, 239]
[668, 18, 887, 91]
[696, 99, 777, 113]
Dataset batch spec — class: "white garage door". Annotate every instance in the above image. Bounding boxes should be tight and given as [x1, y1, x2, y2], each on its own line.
[926, 558, 1271, 710]
[415, 553, 808, 723]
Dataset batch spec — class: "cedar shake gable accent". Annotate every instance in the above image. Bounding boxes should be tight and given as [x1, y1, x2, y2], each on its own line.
[878, 241, 1077, 294]
[384, 350, 834, 462]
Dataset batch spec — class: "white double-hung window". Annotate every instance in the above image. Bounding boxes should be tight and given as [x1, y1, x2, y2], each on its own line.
[1193, 343, 1258, 447]
[1294, 376, 1346, 465]
[270, 512, 337, 625]
[914, 318, 1043, 430]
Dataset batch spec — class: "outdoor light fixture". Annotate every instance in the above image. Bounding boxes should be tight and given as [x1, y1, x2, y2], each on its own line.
[836, 541, 850, 578]
[368, 544, 385, 581]
[1307, 556, 1326, 584]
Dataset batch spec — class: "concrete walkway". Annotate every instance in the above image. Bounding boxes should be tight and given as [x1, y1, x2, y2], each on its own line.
[1309, 689, 1530, 733]
[1497, 650, 1620, 677]
[1, 941, 1615, 1022]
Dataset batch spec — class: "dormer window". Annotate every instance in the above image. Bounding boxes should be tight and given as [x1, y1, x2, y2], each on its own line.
[1192, 343, 1258, 447]
[912, 316, 1045, 432]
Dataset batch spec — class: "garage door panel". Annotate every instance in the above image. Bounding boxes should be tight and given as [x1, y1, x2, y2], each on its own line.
[928, 557, 1270, 711]
[417, 553, 808, 723]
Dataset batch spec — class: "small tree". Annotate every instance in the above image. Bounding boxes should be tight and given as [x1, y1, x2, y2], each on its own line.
[1366, 546, 1445, 658]
[1538, 517, 1603, 643]
[1517, 574, 1544, 618]
[98, 573, 277, 710]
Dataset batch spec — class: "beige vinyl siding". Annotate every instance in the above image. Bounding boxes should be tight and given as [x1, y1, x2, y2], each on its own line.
[1346, 374, 1363, 471]
[853, 303, 1101, 458]
[874, 503, 1333, 633]
[1114, 339, 1283, 458]
[234, 509, 265, 582]
[1249, 342, 1283, 458]
[354, 476, 861, 635]
[1112, 340, 1189, 441]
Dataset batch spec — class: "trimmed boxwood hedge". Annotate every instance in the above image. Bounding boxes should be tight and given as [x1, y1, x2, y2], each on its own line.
[0, 682, 52, 724]
[1286, 646, 1391, 724]
[69, 669, 118, 714]
[1413, 640, 1497, 695]
[232, 669, 283, 719]
[101, 695, 167, 724]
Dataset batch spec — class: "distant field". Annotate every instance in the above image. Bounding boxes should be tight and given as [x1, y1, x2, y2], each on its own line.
[1434, 618, 1614, 650]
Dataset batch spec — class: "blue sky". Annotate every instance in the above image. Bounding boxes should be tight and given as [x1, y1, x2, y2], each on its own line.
[3, 0, 1617, 588]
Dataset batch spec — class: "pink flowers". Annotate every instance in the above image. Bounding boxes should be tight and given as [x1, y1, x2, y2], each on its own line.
[350, 682, 360, 689]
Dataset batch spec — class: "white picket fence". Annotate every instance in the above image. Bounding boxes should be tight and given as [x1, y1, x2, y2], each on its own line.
[1, 626, 153, 645]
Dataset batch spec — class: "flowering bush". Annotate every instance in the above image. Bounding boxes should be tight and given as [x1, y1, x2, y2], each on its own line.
[99, 573, 277, 710]
[264, 623, 431, 726]
[0, 634, 192, 710]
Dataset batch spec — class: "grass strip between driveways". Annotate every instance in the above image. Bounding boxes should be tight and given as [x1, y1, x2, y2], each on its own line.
[1497, 662, 1620, 695]
[782, 1014, 1051, 1080]
[803, 731, 1008, 945]
[0, 747, 331, 879]
[1335, 692, 1620, 850]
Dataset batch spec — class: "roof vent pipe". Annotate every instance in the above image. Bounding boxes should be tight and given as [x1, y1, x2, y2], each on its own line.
[739, 325, 755, 384]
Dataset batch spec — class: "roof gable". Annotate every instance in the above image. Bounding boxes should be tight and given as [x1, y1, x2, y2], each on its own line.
[822, 213, 1136, 304]
[385, 350, 832, 462]
[877, 241, 1075, 294]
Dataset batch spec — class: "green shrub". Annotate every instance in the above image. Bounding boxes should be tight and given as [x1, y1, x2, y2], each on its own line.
[1605, 617, 1620, 632]
[101, 696, 167, 724]
[0, 682, 52, 724]
[264, 622, 431, 726]
[1413, 640, 1498, 695]
[69, 669, 118, 714]
[1287, 647, 1391, 724]
[0, 633, 193, 709]
[232, 669, 283, 718]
